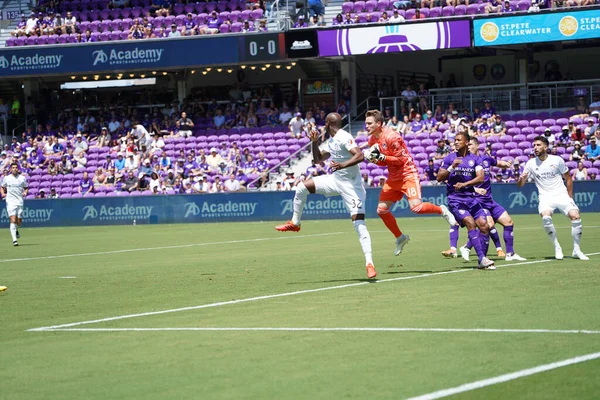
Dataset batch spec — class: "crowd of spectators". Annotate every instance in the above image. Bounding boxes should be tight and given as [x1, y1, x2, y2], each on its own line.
[0, 82, 340, 196]
[10, 0, 267, 45]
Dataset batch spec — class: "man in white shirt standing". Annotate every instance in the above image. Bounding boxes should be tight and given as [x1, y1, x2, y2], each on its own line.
[275, 112, 377, 279]
[288, 113, 305, 139]
[517, 135, 588, 261]
[1, 163, 28, 246]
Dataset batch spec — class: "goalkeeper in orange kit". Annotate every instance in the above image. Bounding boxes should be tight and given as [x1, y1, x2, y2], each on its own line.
[364, 110, 456, 255]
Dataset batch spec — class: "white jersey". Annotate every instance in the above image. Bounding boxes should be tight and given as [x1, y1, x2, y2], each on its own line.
[523, 154, 568, 198]
[326, 129, 360, 182]
[2, 174, 28, 207]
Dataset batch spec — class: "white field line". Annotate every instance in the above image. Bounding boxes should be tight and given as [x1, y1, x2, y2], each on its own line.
[0, 232, 345, 264]
[4, 226, 598, 265]
[28, 255, 600, 332]
[41, 327, 600, 334]
[406, 351, 600, 400]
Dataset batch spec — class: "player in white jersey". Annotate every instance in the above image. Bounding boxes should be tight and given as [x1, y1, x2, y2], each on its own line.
[275, 113, 377, 279]
[517, 136, 588, 261]
[1, 163, 29, 246]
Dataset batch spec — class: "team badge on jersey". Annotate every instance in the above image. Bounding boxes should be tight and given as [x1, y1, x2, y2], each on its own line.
[459, 209, 466, 214]
[382, 143, 388, 150]
[482, 160, 489, 167]
[468, 160, 475, 167]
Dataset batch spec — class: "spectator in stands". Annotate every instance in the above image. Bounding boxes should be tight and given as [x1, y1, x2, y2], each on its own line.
[480, 100, 496, 120]
[445, 123, 458, 143]
[390, 9, 405, 23]
[122, 171, 138, 192]
[11, 15, 27, 37]
[584, 118, 596, 138]
[378, 12, 390, 23]
[57, 154, 72, 175]
[210, 176, 224, 193]
[543, 128, 557, 149]
[572, 162, 588, 181]
[309, 0, 325, 23]
[73, 133, 88, 156]
[144, 25, 157, 39]
[310, 15, 322, 27]
[570, 142, 584, 161]
[424, 111, 439, 132]
[401, 85, 417, 110]
[501, 0, 516, 12]
[434, 139, 450, 160]
[279, 106, 293, 125]
[333, 14, 344, 25]
[206, 147, 224, 171]
[176, 112, 194, 137]
[25, 13, 38, 36]
[485, 0, 502, 13]
[572, 127, 586, 143]
[182, 14, 198, 36]
[201, 12, 221, 34]
[36, 189, 47, 199]
[411, 9, 425, 19]
[589, 96, 600, 112]
[343, 12, 353, 24]
[96, 127, 111, 148]
[293, 15, 308, 28]
[289, 113, 305, 139]
[417, 84, 429, 114]
[257, 20, 268, 32]
[41, 12, 55, 35]
[79, 172, 94, 195]
[256, 152, 270, 187]
[224, 173, 241, 192]
[49, 187, 59, 199]
[213, 109, 226, 129]
[64, 11, 77, 35]
[386, 115, 402, 133]
[410, 113, 426, 133]
[242, 20, 255, 33]
[168, 24, 181, 37]
[47, 159, 58, 176]
[490, 114, 507, 136]
[124, 152, 138, 171]
[424, 159, 439, 183]
[585, 137, 600, 162]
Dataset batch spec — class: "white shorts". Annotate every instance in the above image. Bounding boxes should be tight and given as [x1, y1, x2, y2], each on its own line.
[7, 204, 23, 218]
[538, 194, 579, 216]
[179, 130, 192, 138]
[312, 174, 366, 216]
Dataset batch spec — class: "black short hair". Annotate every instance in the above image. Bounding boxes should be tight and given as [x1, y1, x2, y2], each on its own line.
[470, 137, 480, 145]
[533, 135, 549, 146]
[456, 131, 471, 142]
[10, 162, 19, 168]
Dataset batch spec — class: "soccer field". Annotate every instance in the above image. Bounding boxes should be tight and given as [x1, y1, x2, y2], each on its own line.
[1, 214, 599, 399]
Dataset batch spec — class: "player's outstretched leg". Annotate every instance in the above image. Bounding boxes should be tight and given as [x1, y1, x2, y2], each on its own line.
[569, 212, 588, 260]
[275, 181, 310, 232]
[442, 225, 459, 258]
[542, 214, 563, 260]
[409, 199, 456, 227]
[352, 218, 377, 279]
[377, 203, 410, 256]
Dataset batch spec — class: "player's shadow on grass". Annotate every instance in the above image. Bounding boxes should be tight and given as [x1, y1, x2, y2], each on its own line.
[14, 243, 38, 246]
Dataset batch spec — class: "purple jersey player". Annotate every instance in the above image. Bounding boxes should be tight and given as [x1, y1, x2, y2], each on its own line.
[455, 137, 526, 262]
[437, 132, 495, 269]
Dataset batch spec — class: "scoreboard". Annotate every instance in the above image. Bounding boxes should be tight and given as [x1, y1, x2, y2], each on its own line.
[238, 33, 286, 62]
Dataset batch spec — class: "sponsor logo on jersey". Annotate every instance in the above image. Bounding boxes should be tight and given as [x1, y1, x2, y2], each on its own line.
[82, 204, 154, 221]
[184, 201, 258, 219]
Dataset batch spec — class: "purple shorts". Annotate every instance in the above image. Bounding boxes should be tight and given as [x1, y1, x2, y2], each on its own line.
[448, 196, 487, 227]
[478, 197, 507, 221]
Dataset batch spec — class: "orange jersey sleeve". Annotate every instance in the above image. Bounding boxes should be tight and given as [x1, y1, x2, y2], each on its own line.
[368, 128, 418, 181]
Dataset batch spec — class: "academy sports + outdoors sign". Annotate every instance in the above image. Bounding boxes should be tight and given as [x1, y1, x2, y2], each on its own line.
[6, 181, 599, 227]
[473, 9, 600, 47]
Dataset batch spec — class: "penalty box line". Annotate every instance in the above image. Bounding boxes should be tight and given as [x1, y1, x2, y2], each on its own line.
[28, 253, 600, 332]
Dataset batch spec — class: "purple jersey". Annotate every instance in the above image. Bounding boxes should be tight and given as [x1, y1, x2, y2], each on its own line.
[424, 165, 438, 181]
[256, 159, 269, 172]
[80, 178, 92, 191]
[477, 154, 497, 197]
[411, 121, 425, 132]
[480, 106, 496, 119]
[207, 18, 220, 28]
[184, 19, 195, 29]
[441, 152, 482, 198]
[425, 118, 437, 129]
[242, 160, 256, 172]
[17, 21, 26, 28]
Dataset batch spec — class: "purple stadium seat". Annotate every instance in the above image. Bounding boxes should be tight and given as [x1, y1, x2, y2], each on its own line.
[454, 5, 466, 15]
[217, 0, 229, 11]
[466, 4, 479, 14]
[517, 1, 529, 10]
[219, 23, 231, 33]
[428, 7, 441, 17]
[354, 0, 366, 12]
[405, 9, 416, 18]
[365, 0, 377, 11]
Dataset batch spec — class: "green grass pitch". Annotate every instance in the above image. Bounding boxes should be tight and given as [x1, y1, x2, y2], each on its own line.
[1, 213, 599, 399]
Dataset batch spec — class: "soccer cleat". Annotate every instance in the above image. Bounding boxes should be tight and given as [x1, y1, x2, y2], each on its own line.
[0, 286, 6, 292]
[394, 234, 410, 256]
[12, 241, 18, 246]
[366, 263, 377, 279]
[459, 245, 470, 262]
[555, 247, 564, 260]
[505, 253, 527, 261]
[275, 221, 301, 232]
[572, 249, 589, 261]
[441, 249, 458, 258]
[440, 205, 457, 226]
[477, 257, 496, 270]
[497, 249, 506, 258]
[16, 230, 20, 239]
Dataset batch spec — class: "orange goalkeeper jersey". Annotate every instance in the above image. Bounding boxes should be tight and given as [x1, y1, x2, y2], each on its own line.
[368, 128, 419, 182]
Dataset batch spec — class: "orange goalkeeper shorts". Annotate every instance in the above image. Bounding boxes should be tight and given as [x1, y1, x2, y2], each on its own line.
[379, 177, 422, 203]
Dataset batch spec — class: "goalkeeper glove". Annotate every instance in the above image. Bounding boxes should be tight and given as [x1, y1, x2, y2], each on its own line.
[370, 145, 386, 162]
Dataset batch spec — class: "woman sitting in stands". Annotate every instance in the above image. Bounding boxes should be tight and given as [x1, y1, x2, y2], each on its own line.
[333, 13, 343, 25]
[572, 162, 588, 181]
[379, 11, 389, 23]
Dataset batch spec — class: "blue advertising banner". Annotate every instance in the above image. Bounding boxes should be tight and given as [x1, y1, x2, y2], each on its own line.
[0, 35, 239, 78]
[473, 9, 600, 47]
[2, 182, 598, 227]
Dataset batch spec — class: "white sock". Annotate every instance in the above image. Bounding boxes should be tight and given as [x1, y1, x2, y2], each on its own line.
[542, 216, 560, 248]
[291, 182, 309, 226]
[353, 220, 373, 265]
[10, 223, 17, 242]
[571, 219, 582, 249]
